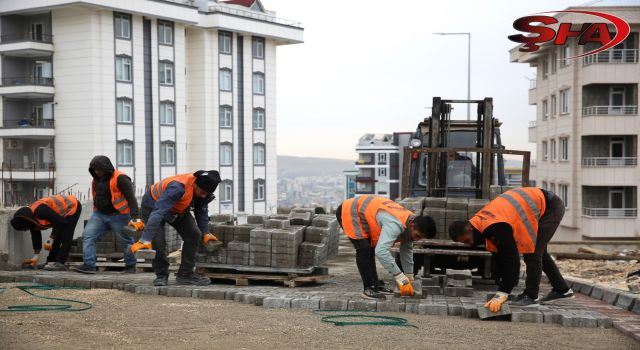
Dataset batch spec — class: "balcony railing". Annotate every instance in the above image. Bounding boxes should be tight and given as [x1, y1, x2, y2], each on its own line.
[582, 207, 637, 217]
[2, 119, 54, 128]
[355, 159, 375, 165]
[1, 76, 53, 86]
[355, 176, 376, 182]
[582, 157, 637, 167]
[529, 79, 536, 89]
[208, 4, 302, 28]
[529, 121, 536, 127]
[0, 33, 53, 44]
[583, 105, 638, 116]
[583, 49, 639, 65]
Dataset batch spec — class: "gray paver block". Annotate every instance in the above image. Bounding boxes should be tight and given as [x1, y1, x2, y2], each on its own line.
[320, 299, 349, 310]
[447, 303, 463, 316]
[478, 304, 511, 319]
[614, 292, 637, 310]
[602, 288, 619, 305]
[15, 275, 35, 283]
[64, 278, 92, 289]
[405, 301, 420, 314]
[0, 275, 16, 283]
[444, 287, 473, 297]
[511, 311, 543, 323]
[594, 314, 613, 328]
[166, 287, 193, 298]
[542, 311, 563, 324]
[291, 298, 320, 309]
[35, 276, 65, 286]
[561, 314, 598, 328]
[377, 300, 405, 312]
[263, 297, 292, 308]
[590, 285, 606, 300]
[193, 289, 226, 300]
[423, 286, 442, 295]
[135, 285, 160, 295]
[418, 303, 448, 316]
[348, 299, 377, 311]
[91, 280, 114, 289]
[461, 304, 479, 318]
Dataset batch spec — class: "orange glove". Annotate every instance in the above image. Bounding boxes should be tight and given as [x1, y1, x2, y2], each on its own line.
[484, 292, 509, 313]
[44, 239, 52, 251]
[394, 272, 415, 297]
[129, 241, 152, 253]
[128, 219, 145, 231]
[22, 254, 39, 267]
[202, 233, 218, 245]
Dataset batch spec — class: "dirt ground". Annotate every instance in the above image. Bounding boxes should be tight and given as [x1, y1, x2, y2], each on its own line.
[0, 285, 636, 350]
[555, 259, 639, 291]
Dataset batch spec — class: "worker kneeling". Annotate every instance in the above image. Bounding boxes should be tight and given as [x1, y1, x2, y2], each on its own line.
[448, 187, 573, 313]
[131, 170, 221, 286]
[336, 195, 436, 300]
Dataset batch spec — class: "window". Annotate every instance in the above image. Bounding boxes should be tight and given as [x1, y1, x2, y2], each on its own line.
[220, 69, 232, 91]
[219, 31, 232, 54]
[550, 183, 556, 193]
[560, 89, 570, 114]
[378, 168, 387, 177]
[542, 141, 548, 161]
[159, 61, 173, 85]
[220, 143, 233, 166]
[542, 181, 548, 190]
[116, 56, 132, 82]
[551, 94, 557, 117]
[115, 13, 131, 39]
[559, 137, 568, 161]
[158, 21, 173, 45]
[560, 44, 570, 67]
[542, 99, 549, 120]
[160, 142, 175, 165]
[378, 153, 387, 164]
[252, 37, 264, 59]
[253, 108, 265, 130]
[378, 181, 388, 194]
[160, 102, 174, 125]
[253, 143, 265, 165]
[221, 181, 232, 203]
[559, 184, 568, 208]
[254, 179, 265, 201]
[542, 59, 548, 79]
[117, 141, 133, 166]
[551, 51, 557, 73]
[253, 73, 265, 95]
[116, 98, 132, 123]
[220, 106, 232, 128]
[550, 139, 557, 161]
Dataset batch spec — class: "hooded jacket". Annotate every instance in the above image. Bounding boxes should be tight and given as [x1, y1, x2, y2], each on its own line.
[89, 156, 139, 218]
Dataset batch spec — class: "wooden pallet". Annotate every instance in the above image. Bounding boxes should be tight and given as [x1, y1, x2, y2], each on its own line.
[195, 266, 331, 288]
[66, 253, 164, 272]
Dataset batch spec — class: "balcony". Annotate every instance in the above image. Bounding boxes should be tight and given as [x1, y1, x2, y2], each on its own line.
[582, 207, 637, 217]
[581, 214, 638, 239]
[0, 119, 55, 138]
[2, 163, 56, 181]
[583, 105, 638, 116]
[0, 76, 54, 98]
[528, 80, 536, 105]
[0, 33, 53, 57]
[583, 49, 639, 65]
[582, 157, 637, 167]
[355, 157, 375, 166]
[528, 121, 536, 142]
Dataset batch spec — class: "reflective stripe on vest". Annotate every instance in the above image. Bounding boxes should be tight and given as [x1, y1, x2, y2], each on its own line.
[91, 169, 131, 214]
[30, 195, 78, 228]
[498, 192, 538, 248]
[341, 195, 413, 246]
[512, 188, 540, 218]
[148, 174, 196, 214]
[349, 198, 363, 239]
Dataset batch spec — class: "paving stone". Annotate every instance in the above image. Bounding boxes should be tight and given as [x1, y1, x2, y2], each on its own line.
[593, 314, 613, 328]
[590, 285, 606, 300]
[394, 278, 423, 298]
[14, 275, 35, 283]
[247, 294, 268, 306]
[225, 290, 237, 300]
[512, 310, 543, 323]
[423, 286, 442, 295]
[602, 289, 620, 305]
[135, 285, 160, 295]
[166, 287, 193, 298]
[0, 275, 16, 283]
[234, 292, 249, 302]
[444, 287, 473, 297]
[291, 298, 320, 309]
[320, 299, 349, 310]
[404, 301, 420, 314]
[264, 219, 291, 229]
[377, 300, 405, 312]
[561, 314, 598, 328]
[157, 286, 168, 296]
[64, 278, 92, 288]
[447, 303, 463, 316]
[192, 289, 226, 299]
[461, 304, 479, 318]
[35, 276, 65, 286]
[263, 297, 292, 308]
[418, 303, 448, 316]
[614, 292, 637, 311]
[348, 299, 377, 311]
[478, 304, 511, 319]
[247, 215, 266, 225]
[542, 311, 563, 324]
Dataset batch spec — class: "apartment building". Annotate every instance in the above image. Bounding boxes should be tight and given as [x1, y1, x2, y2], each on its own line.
[512, 2, 639, 240]
[0, 0, 303, 215]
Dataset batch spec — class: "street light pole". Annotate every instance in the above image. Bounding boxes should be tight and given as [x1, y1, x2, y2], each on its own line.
[434, 32, 471, 120]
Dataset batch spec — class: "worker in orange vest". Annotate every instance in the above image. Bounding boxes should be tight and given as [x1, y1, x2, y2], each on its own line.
[10, 194, 82, 270]
[132, 170, 220, 287]
[72, 156, 141, 274]
[336, 195, 437, 300]
[448, 187, 573, 312]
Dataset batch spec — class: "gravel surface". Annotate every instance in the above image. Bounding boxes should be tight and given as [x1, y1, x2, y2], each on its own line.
[0, 285, 636, 350]
[556, 259, 639, 290]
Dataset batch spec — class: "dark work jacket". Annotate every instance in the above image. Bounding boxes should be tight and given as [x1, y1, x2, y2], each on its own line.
[89, 156, 140, 218]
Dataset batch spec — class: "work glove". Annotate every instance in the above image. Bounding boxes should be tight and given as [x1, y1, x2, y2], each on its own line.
[44, 239, 53, 251]
[22, 254, 39, 267]
[202, 233, 219, 245]
[129, 240, 152, 253]
[128, 219, 145, 231]
[394, 272, 415, 297]
[484, 291, 509, 313]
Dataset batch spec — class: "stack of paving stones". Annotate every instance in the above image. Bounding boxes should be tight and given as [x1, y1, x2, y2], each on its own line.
[195, 209, 340, 269]
[396, 197, 425, 216]
[68, 225, 183, 256]
[443, 269, 473, 297]
[489, 185, 516, 199]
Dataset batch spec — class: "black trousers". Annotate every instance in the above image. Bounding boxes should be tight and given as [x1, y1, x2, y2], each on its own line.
[523, 194, 570, 297]
[141, 202, 201, 278]
[350, 238, 380, 289]
[48, 203, 82, 264]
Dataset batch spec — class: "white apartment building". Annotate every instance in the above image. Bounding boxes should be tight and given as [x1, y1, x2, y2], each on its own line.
[0, 0, 303, 215]
[354, 133, 403, 200]
[512, 2, 639, 240]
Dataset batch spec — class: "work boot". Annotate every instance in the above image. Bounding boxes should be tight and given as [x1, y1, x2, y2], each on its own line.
[510, 293, 539, 307]
[362, 287, 386, 300]
[175, 273, 211, 286]
[153, 276, 169, 286]
[36, 262, 47, 269]
[375, 281, 393, 294]
[71, 264, 97, 274]
[43, 262, 66, 271]
[540, 288, 574, 304]
[122, 265, 137, 274]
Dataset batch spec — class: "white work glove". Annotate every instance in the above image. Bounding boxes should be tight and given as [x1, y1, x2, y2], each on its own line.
[394, 272, 411, 287]
[394, 272, 415, 296]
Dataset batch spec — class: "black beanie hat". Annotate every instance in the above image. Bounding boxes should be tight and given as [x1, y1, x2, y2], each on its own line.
[11, 207, 35, 231]
[193, 170, 221, 193]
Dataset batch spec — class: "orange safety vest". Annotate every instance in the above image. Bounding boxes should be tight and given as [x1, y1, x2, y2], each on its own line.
[341, 195, 413, 247]
[30, 194, 79, 228]
[92, 169, 131, 214]
[468, 187, 546, 254]
[149, 173, 196, 214]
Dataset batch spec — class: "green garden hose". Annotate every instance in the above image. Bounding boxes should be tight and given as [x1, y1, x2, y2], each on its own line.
[314, 309, 418, 328]
[0, 284, 92, 312]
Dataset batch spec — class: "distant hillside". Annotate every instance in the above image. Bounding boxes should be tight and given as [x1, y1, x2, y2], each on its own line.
[278, 155, 355, 178]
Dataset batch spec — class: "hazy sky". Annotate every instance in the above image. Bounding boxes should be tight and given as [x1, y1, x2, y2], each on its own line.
[266, 0, 581, 160]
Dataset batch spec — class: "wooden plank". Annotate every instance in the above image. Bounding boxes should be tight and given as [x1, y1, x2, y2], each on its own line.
[202, 271, 331, 288]
[195, 262, 316, 275]
[553, 252, 638, 261]
[393, 247, 491, 257]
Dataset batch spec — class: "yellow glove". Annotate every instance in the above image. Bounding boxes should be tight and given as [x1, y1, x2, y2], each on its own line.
[44, 239, 52, 251]
[394, 272, 415, 297]
[128, 219, 145, 231]
[202, 233, 219, 245]
[484, 292, 509, 313]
